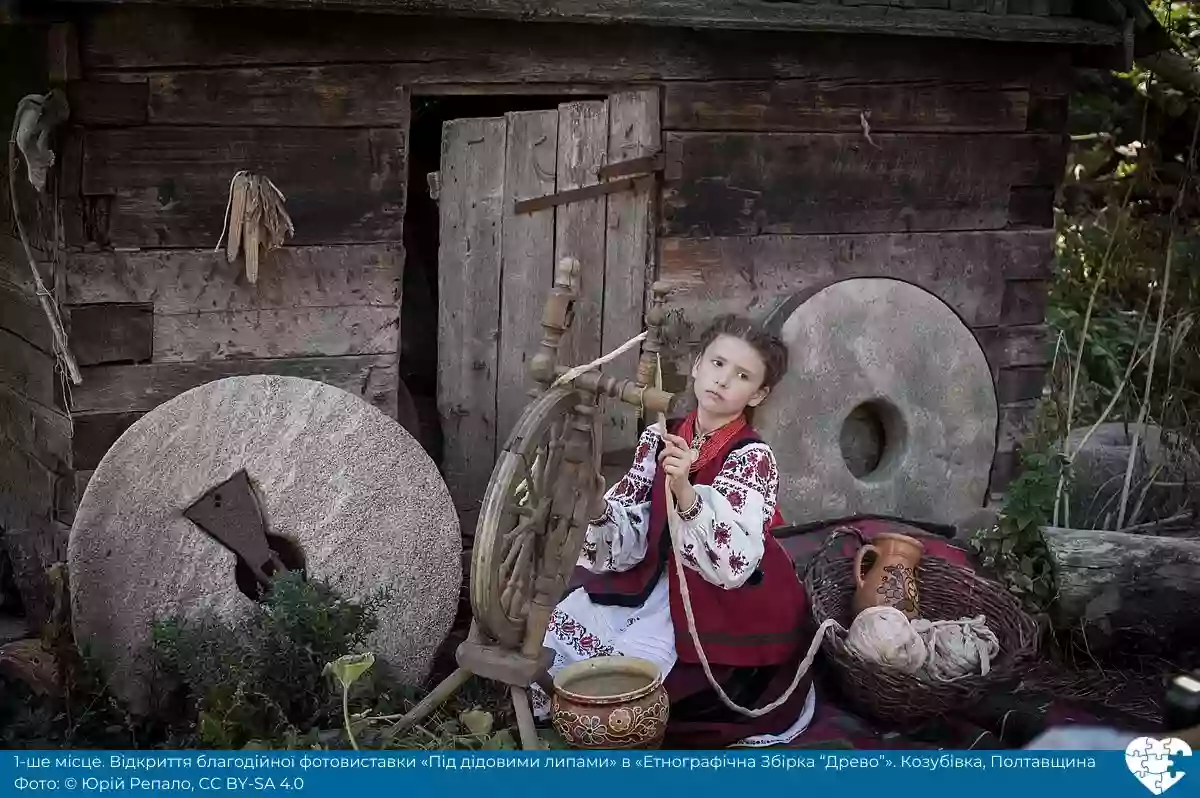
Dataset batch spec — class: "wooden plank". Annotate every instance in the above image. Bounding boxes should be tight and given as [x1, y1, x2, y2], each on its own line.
[82, 127, 408, 248]
[436, 116, 506, 523]
[66, 303, 154, 366]
[47, 23, 81, 82]
[657, 231, 1055, 334]
[65, 79, 149, 124]
[0, 384, 71, 473]
[0, 279, 52, 353]
[603, 90, 659, 454]
[0, 235, 47, 301]
[152, 306, 400, 363]
[1001, 279, 1050, 325]
[662, 132, 1065, 236]
[973, 324, 1052, 372]
[72, 410, 143, 470]
[0, 328, 57, 407]
[71, 0, 1122, 47]
[997, 365, 1047, 403]
[146, 67, 411, 126]
[664, 81, 1030, 132]
[66, 245, 401, 312]
[70, 354, 400, 415]
[554, 100, 608, 368]
[497, 110, 558, 446]
[81, 5, 1069, 86]
[997, 399, 1040, 453]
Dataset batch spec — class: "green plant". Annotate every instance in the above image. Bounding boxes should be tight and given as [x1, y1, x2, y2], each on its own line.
[970, 446, 1064, 615]
[151, 572, 391, 749]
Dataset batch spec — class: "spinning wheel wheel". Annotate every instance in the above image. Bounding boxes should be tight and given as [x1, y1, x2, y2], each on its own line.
[470, 386, 590, 650]
[391, 258, 677, 749]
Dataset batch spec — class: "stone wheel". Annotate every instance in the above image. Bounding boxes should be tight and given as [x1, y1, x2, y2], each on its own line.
[471, 386, 591, 649]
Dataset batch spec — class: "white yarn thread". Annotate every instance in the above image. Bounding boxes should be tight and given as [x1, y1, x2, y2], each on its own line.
[843, 606, 1000, 682]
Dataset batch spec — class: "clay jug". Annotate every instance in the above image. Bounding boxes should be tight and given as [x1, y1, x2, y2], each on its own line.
[851, 532, 924, 619]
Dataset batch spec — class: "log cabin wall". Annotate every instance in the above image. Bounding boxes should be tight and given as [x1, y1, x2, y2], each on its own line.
[652, 48, 1072, 502]
[1, 22, 74, 630]
[46, 3, 1072, 532]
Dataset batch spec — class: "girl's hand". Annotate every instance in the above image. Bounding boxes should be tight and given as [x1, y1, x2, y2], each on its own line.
[659, 433, 697, 506]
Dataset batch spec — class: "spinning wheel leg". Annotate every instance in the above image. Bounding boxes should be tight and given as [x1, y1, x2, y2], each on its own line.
[510, 685, 540, 751]
[389, 666, 474, 734]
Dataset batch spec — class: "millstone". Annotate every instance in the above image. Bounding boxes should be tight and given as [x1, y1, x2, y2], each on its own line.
[757, 278, 998, 527]
[68, 375, 462, 712]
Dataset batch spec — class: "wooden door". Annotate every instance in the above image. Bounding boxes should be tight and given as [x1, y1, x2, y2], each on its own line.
[436, 89, 660, 529]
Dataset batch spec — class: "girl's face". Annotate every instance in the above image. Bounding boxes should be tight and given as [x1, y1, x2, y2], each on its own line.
[691, 334, 770, 418]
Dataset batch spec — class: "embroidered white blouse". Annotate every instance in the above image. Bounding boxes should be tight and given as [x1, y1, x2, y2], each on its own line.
[578, 423, 781, 590]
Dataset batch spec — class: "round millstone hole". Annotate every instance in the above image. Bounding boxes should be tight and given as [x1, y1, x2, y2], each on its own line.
[839, 399, 907, 480]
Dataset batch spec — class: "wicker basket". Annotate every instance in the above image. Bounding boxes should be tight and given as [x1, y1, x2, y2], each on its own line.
[804, 529, 1040, 726]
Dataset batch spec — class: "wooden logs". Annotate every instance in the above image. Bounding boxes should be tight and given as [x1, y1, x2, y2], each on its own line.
[1043, 525, 1200, 660]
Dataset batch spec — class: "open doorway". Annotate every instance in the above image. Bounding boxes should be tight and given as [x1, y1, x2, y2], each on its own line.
[399, 94, 601, 472]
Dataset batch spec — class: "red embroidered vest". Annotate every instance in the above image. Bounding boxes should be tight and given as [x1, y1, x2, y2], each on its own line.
[581, 420, 809, 668]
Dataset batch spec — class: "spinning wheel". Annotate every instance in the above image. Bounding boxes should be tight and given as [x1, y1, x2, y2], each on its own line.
[391, 258, 677, 749]
[470, 385, 589, 650]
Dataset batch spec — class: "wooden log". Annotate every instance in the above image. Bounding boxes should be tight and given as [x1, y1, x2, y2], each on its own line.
[82, 127, 407, 248]
[664, 81, 1031, 133]
[70, 354, 400, 415]
[80, 5, 1070, 89]
[1001, 279, 1051, 325]
[0, 328, 57, 408]
[69, 0, 1121, 46]
[0, 385, 72, 474]
[496, 110, 558, 445]
[146, 68, 410, 126]
[66, 245, 402, 312]
[658, 230, 1054, 331]
[998, 365, 1048, 403]
[152, 306, 400, 362]
[72, 410, 143, 471]
[0, 280, 53, 353]
[1043, 526, 1200, 658]
[974, 324, 1052, 372]
[662, 132, 1067, 236]
[436, 116, 505, 524]
[65, 303, 154, 366]
[65, 79, 149, 124]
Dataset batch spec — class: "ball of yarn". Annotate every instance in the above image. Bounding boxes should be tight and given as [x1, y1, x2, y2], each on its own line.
[913, 615, 1001, 681]
[842, 607, 1001, 682]
[844, 606, 928, 674]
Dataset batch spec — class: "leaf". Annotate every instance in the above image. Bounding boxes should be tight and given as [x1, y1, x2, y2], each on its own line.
[460, 709, 494, 736]
[484, 729, 516, 750]
[322, 652, 375, 691]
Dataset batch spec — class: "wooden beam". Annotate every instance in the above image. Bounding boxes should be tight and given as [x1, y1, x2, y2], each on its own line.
[62, 0, 1123, 46]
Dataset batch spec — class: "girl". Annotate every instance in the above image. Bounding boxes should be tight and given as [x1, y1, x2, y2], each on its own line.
[529, 315, 816, 748]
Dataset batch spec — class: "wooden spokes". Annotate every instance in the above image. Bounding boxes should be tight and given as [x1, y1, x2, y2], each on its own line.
[470, 387, 587, 649]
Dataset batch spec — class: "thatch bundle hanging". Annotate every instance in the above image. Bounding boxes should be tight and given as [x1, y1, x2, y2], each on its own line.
[217, 171, 294, 284]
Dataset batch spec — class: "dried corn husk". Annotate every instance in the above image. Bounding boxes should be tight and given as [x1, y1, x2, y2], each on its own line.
[216, 171, 294, 284]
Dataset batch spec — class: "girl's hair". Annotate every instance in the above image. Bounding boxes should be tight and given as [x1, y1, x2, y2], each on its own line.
[695, 314, 790, 391]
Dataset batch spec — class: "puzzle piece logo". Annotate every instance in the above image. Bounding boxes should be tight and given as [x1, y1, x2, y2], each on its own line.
[1126, 736, 1191, 794]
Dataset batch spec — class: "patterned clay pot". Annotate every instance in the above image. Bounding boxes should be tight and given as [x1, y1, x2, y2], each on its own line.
[551, 656, 669, 749]
[851, 532, 924, 619]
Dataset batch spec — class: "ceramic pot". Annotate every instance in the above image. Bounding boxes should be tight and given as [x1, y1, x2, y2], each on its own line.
[551, 656, 669, 749]
[851, 532, 924, 619]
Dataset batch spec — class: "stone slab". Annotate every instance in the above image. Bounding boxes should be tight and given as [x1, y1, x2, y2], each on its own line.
[68, 375, 461, 712]
[756, 278, 998, 528]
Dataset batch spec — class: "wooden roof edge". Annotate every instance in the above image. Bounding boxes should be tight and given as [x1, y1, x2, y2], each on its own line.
[29, 0, 1128, 47]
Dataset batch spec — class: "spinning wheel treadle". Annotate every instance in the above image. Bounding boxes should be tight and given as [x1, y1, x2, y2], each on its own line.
[390, 258, 676, 750]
